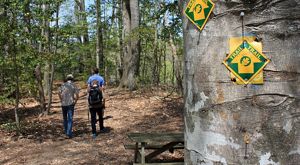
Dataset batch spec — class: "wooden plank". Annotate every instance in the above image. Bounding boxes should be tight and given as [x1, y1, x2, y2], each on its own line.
[133, 162, 184, 165]
[128, 132, 184, 143]
[145, 142, 181, 161]
[124, 143, 184, 150]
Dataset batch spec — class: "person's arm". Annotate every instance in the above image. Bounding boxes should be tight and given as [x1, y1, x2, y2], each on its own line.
[100, 78, 105, 91]
[58, 87, 62, 101]
[87, 85, 91, 92]
[74, 86, 79, 105]
[58, 93, 62, 101]
[100, 81, 105, 100]
[74, 92, 79, 105]
[87, 77, 91, 92]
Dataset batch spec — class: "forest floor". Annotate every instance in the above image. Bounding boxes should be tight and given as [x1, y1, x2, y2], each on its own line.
[0, 82, 184, 165]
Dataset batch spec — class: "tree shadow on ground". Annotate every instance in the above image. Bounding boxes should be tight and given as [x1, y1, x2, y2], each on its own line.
[0, 105, 41, 124]
[4, 117, 94, 143]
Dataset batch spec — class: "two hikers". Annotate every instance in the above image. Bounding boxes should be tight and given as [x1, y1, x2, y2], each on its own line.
[59, 68, 106, 139]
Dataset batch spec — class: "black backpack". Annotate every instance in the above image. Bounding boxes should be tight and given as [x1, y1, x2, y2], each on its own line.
[88, 86, 103, 106]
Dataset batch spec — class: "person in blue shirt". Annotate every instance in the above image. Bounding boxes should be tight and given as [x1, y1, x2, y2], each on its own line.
[87, 68, 105, 89]
[87, 68, 107, 138]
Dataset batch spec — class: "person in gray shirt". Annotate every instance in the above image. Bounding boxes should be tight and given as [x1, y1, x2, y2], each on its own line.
[58, 74, 79, 138]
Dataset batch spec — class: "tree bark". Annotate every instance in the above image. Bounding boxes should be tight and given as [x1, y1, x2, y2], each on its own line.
[13, 39, 20, 130]
[96, 0, 104, 73]
[35, 65, 45, 114]
[23, 0, 32, 44]
[75, 0, 89, 73]
[153, 18, 159, 85]
[169, 34, 183, 92]
[181, 0, 300, 164]
[119, 0, 140, 90]
[12, 7, 20, 129]
[37, 2, 46, 113]
[117, 0, 123, 81]
[46, 1, 60, 115]
[163, 42, 167, 84]
[42, 2, 50, 98]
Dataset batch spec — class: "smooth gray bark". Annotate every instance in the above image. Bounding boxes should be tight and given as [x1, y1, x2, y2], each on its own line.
[119, 0, 140, 90]
[181, 0, 300, 164]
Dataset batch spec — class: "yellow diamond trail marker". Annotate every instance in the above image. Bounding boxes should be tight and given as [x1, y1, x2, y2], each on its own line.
[229, 37, 264, 85]
[223, 40, 270, 84]
[184, 0, 215, 31]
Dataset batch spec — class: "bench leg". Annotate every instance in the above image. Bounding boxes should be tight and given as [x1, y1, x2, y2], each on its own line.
[141, 142, 146, 164]
[134, 143, 141, 163]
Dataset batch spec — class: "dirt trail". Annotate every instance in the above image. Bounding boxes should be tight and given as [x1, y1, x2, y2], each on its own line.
[0, 85, 184, 165]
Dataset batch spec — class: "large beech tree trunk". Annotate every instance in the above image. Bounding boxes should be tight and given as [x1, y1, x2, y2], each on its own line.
[181, 0, 300, 164]
[119, 0, 140, 90]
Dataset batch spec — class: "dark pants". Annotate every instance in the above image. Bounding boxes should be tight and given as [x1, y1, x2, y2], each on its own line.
[62, 105, 75, 137]
[89, 107, 104, 134]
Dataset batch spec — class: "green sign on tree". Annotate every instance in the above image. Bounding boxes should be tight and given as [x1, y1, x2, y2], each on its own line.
[223, 41, 270, 84]
[184, 0, 215, 31]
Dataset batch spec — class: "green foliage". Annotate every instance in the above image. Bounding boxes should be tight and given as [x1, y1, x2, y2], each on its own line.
[0, 0, 184, 107]
[0, 122, 19, 132]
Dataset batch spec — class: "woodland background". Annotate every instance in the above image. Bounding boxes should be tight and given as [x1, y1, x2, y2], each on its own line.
[0, 0, 183, 127]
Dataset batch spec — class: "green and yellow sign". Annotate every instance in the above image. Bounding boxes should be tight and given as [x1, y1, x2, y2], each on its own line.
[229, 37, 265, 84]
[184, 0, 215, 31]
[223, 40, 270, 84]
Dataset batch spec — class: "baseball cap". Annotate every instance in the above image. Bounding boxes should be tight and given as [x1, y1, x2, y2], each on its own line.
[66, 74, 74, 80]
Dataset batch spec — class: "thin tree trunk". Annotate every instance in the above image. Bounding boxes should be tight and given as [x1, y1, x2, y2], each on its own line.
[35, 65, 45, 113]
[171, 52, 175, 85]
[142, 41, 147, 83]
[13, 43, 20, 130]
[163, 42, 166, 84]
[117, 0, 123, 81]
[96, 0, 104, 73]
[12, 11, 20, 129]
[158, 43, 162, 84]
[153, 18, 159, 85]
[23, 0, 32, 44]
[169, 34, 182, 92]
[46, 63, 54, 115]
[37, 2, 46, 113]
[46, 2, 60, 115]
[42, 2, 50, 103]
[75, 0, 89, 73]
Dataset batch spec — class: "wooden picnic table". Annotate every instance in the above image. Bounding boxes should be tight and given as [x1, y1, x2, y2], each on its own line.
[126, 132, 184, 165]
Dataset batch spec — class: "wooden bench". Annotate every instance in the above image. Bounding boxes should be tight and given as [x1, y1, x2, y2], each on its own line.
[125, 132, 184, 165]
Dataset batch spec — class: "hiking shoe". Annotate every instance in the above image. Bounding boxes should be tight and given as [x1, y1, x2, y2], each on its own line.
[65, 134, 72, 139]
[92, 133, 97, 139]
[100, 128, 108, 133]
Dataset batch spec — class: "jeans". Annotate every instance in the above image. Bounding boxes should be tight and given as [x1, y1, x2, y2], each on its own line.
[62, 105, 75, 137]
[89, 107, 104, 134]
